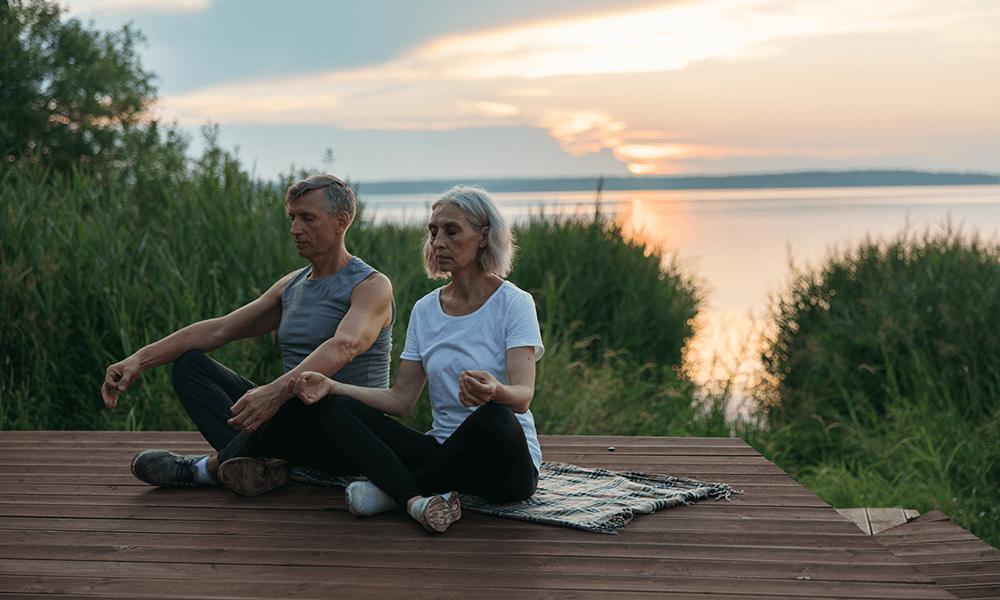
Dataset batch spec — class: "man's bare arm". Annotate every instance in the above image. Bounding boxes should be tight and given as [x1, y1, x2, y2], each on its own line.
[101, 272, 295, 409]
[227, 272, 394, 433]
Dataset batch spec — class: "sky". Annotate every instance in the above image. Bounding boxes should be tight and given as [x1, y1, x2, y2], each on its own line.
[64, 0, 1000, 184]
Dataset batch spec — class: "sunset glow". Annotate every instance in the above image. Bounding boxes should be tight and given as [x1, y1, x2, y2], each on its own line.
[146, 0, 999, 177]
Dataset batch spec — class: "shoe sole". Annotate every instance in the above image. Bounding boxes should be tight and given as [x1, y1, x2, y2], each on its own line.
[130, 453, 144, 479]
[446, 492, 461, 522]
[217, 457, 291, 496]
[418, 492, 462, 533]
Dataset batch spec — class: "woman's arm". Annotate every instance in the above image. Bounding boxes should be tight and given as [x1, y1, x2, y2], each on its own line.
[289, 359, 428, 418]
[458, 346, 536, 414]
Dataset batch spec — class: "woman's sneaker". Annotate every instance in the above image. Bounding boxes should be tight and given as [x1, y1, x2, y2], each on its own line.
[217, 457, 291, 496]
[346, 480, 398, 517]
[131, 450, 209, 488]
[409, 492, 461, 533]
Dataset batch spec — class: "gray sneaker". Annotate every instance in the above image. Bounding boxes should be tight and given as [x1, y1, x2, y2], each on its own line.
[217, 457, 291, 496]
[131, 450, 209, 488]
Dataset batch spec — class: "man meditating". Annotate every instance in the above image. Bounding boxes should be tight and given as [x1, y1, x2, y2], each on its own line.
[101, 174, 394, 496]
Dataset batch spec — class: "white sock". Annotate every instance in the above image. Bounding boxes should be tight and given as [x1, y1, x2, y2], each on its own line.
[408, 496, 431, 522]
[195, 456, 219, 486]
[346, 481, 397, 517]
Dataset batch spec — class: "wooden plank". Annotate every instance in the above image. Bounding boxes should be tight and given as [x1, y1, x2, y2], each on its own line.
[0, 544, 938, 585]
[0, 506, 870, 538]
[0, 516, 907, 552]
[0, 575, 954, 600]
[835, 508, 920, 536]
[0, 560, 954, 599]
[869, 508, 914, 535]
[838, 509, 873, 534]
[0, 529, 913, 564]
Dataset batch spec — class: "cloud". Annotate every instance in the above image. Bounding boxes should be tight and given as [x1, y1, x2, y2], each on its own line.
[64, 0, 211, 17]
[157, 0, 999, 174]
[538, 111, 625, 156]
[367, 0, 934, 81]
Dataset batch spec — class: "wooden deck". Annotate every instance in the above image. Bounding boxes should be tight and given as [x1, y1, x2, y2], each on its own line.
[1, 431, 997, 599]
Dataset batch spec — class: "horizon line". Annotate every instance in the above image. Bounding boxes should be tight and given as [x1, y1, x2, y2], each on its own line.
[347, 169, 1000, 194]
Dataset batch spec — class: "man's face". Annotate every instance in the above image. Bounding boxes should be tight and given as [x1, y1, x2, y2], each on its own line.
[286, 188, 340, 261]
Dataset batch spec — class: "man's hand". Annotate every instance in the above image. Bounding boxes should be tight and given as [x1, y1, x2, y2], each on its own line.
[289, 371, 338, 405]
[102, 356, 142, 409]
[458, 370, 500, 407]
[227, 383, 289, 434]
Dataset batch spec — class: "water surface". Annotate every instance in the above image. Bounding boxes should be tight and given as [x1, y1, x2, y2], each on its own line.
[363, 184, 1000, 314]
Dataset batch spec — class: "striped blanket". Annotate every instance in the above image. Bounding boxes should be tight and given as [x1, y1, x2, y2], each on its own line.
[292, 461, 739, 534]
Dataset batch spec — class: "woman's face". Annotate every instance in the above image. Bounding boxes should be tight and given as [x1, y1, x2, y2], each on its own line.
[427, 202, 488, 274]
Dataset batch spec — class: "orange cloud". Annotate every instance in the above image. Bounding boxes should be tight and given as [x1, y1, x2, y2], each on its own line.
[537, 111, 625, 155]
[155, 1, 999, 175]
[533, 116, 786, 174]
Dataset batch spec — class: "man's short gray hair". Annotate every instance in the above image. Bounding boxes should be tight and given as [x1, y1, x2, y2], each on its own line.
[423, 186, 516, 279]
[286, 174, 356, 223]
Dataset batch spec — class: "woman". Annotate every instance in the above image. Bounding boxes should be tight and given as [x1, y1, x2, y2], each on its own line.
[291, 186, 543, 533]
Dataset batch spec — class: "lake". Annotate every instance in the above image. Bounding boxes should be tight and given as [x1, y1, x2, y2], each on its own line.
[361, 184, 1000, 412]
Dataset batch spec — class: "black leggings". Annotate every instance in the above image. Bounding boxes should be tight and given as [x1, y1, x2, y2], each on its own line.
[170, 350, 356, 475]
[322, 396, 538, 507]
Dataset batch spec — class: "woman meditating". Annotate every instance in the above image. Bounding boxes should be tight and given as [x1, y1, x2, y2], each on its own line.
[290, 186, 543, 533]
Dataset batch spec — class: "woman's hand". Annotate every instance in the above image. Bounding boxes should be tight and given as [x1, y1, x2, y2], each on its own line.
[289, 371, 338, 405]
[458, 370, 500, 407]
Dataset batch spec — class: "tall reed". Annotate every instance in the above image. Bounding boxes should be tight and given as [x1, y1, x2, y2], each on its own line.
[753, 224, 1000, 548]
[511, 214, 703, 370]
[1, 160, 705, 434]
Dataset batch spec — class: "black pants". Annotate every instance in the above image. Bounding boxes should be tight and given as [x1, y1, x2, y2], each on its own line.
[170, 351, 355, 475]
[322, 396, 539, 507]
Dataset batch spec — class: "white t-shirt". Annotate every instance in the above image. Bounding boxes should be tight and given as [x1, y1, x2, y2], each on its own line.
[400, 281, 545, 469]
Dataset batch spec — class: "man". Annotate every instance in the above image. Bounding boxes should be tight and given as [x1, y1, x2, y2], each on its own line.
[101, 174, 394, 496]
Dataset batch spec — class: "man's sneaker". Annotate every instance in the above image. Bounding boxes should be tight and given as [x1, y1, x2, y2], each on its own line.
[217, 457, 291, 497]
[131, 450, 208, 488]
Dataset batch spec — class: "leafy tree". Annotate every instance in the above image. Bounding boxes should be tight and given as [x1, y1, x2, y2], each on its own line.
[0, 0, 156, 173]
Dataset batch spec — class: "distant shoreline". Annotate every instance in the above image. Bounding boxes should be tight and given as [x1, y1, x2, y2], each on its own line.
[356, 170, 1000, 195]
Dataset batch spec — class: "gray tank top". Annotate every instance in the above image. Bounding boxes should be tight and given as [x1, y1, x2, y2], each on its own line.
[277, 257, 394, 388]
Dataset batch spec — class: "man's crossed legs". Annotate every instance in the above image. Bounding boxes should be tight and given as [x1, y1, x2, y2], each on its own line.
[130, 351, 354, 495]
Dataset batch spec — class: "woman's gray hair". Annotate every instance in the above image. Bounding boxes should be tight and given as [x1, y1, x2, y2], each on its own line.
[423, 186, 516, 279]
[286, 174, 356, 224]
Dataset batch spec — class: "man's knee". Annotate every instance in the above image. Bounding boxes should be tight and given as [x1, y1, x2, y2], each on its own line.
[170, 350, 210, 387]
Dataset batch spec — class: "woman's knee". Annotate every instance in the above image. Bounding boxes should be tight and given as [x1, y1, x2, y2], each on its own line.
[476, 400, 516, 423]
[318, 395, 368, 433]
[467, 402, 522, 439]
